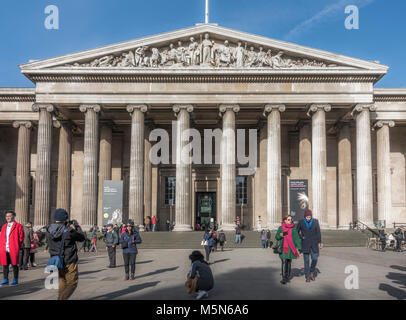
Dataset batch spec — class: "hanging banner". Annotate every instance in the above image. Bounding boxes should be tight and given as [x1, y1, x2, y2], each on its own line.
[102, 180, 123, 226]
[289, 179, 309, 224]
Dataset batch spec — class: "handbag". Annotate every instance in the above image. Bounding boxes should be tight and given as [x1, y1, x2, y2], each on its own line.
[46, 227, 68, 270]
[273, 241, 283, 254]
[121, 235, 129, 249]
[201, 240, 208, 246]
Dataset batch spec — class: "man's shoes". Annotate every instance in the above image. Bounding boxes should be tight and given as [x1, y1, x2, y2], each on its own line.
[130, 274, 135, 280]
[10, 279, 18, 286]
[306, 278, 311, 283]
[196, 290, 208, 300]
[0, 278, 9, 286]
[310, 272, 316, 281]
[280, 279, 287, 285]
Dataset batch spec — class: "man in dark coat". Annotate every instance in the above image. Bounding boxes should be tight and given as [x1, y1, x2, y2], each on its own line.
[296, 209, 322, 282]
[394, 228, 404, 252]
[105, 224, 119, 268]
[46, 209, 85, 300]
[19, 222, 33, 270]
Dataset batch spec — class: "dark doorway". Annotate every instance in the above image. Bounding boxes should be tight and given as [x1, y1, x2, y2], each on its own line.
[195, 192, 216, 230]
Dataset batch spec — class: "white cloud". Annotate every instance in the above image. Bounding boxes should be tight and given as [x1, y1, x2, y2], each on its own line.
[285, 0, 375, 40]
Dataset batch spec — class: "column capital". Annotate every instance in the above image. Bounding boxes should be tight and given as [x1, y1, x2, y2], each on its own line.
[264, 104, 286, 116]
[12, 121, 33, 129]
[351, 103, 376, 117]
[32, 103, 55, 113]
[79, 104, 101, 113]
[373, 120, 395, 130]
[127, 104, 148, 114]
[173, 104, 194, 115]
[307, 104, 331, 117]
[219, 104, 240, 114]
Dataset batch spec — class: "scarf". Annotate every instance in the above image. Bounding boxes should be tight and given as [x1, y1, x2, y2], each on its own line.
[304, 218, 313, 229]
[282, 222, 299, 258]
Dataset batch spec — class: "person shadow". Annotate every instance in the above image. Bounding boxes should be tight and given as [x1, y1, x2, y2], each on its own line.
[379, 265, 406, 300]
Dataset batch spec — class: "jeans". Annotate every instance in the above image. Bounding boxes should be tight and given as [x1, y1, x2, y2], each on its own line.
[261, 240, 267, 248]
[152, 224, 156, 232]
[204, 245, 211, 262]
[303, 248, 319, 278]
[123, 253, 137, 275]
[235, 234, 241, 243]
[107, 246, 116, 267]
[19, 248, 30, 269]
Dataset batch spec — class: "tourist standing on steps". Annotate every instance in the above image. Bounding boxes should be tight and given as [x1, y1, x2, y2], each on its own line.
[0, 210, 24, 287]
[266, 229, 272, 248]
[260, 230, 267, 248]
[105, 224, 119, 268]
[202, 229, 213, 263]
[296, 209, 322, 283]
[46, 209, 85, 300]
[235, 226, 242, 244]
[218, 230, 226, 251]
[379, 226, 387, 252]
[275, 215, 301, 285]
[189, 251, 214, 300]
[20, 222, 33, 270]
[120, 221, 142, 280]
[152, 215, 157, 232]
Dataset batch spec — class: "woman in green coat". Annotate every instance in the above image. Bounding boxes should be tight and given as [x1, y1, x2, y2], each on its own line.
[275, 215, 301, 284]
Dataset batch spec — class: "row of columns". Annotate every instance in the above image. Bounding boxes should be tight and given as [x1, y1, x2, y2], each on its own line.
[12, 103, 395, 230]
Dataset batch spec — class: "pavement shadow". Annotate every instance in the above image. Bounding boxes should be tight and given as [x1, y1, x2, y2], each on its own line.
[136, 260, 154, 265]
[91, 281, 160, 300]
[134, 267, 179, 280]
[210, 259, 230, 265]
[379, 265, 406, 300]
[0, 278, 45, 299]
[133, 266, 343, 300]
[291, 267, 321, 278]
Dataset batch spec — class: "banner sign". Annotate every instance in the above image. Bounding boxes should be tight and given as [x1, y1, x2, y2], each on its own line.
[102, 180, 123, 226]
[289, 179, 309, 224]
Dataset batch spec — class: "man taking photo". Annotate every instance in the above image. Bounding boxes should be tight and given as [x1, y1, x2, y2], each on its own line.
[46, 208, 85, 300]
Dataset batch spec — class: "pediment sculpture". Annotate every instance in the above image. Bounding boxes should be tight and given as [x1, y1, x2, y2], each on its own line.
[65, 34, 338, 69]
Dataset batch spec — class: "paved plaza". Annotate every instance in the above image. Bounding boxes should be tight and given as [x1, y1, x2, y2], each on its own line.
[0, 247, 404, 300]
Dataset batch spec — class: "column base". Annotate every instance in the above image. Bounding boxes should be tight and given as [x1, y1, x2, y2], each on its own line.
[218, 224, 236, 232]
[173, 224, 193, 232]
[318, 222, 331, 230]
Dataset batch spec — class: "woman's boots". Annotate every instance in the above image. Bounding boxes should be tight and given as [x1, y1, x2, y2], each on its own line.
[280, 259, 292, 284]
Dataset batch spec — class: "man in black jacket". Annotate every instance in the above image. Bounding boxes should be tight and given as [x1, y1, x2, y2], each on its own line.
[105, 224, 119, 268]
[394, 228, 404, 252]
[46, 208, 85, 300]
[296, 209, 322, 283]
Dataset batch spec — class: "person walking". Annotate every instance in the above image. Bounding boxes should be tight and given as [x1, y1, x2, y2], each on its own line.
[188, 251, 214, 300]
[266, 229, 272, 248]
[0, 210, 24, 286]
[119, 221, 142, 280]
[166, 220, 171, 232]
[260, 230, 267, 249]
[105, 224, 119, 268]
[296, 209, 322, 282]
[19, 222, 33, 270]
[202, 230, 213, 263]
[235, 226, 242, 244]
[275, 215, 301, 285]
[46, 209, 85, 300]
[379, 226, 387, 252]
[218, 230, 226, 251]
[90, 230, 98, 253]
[212, 230, 218, 252]
[152, 216, 157, 232]
[394, 227, 404, 252]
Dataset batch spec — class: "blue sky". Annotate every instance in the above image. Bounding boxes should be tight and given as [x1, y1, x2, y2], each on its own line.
[0, 0, 405, 88]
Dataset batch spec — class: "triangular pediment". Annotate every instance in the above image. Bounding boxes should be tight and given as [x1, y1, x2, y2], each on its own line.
[20, 24, 388, 73]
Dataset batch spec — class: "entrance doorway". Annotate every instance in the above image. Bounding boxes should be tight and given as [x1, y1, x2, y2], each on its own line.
[195, 192, 216, 230]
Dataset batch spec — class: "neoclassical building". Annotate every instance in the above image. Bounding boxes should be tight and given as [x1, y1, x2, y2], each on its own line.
[0, 24, 405, 231]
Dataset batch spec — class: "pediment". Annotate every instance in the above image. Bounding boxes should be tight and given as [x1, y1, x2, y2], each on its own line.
[20, 24, 388, 73]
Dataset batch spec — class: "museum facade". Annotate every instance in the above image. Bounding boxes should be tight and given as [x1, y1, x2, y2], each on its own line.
[0, 24, 405, 231]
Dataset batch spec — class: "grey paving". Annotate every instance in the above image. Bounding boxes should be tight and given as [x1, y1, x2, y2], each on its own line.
[0, 247, 404, 300]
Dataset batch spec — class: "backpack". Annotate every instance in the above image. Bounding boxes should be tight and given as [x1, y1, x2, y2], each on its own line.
[46, 227, 68, 270]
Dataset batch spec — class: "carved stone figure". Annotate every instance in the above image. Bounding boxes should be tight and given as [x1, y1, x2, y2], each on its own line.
[168, 43, 178, 64]
[134, 46, 148, 67]
[176, 41, 186, 64]
[256, 47, 267, 67]
[150, 48, 160, 67]
[218, 40, 232, 66]
[118, 51, 135, 67]
[271, 51, 285, 69]
[246, 46, 258, 67]
[235, 41, 245, 68]
[202, 33, 213, 64]
[188, 37, 200, 66]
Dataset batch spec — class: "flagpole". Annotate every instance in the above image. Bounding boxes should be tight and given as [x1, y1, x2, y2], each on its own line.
[205, 0, 209, 24]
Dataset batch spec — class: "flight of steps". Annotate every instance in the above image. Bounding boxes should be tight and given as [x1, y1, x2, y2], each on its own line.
[134, 230, 368, 249]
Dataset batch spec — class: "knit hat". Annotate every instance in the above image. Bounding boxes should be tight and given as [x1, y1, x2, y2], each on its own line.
[304, 209, 313, 218]
[54, 208, 69, 222]
[189, 250, 204, 262]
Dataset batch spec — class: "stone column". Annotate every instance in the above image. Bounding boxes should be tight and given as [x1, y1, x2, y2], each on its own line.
[80, 105, 100, 230]
[219, 105, 240, 231]
[13, 121, 32, 224]
[127, 105, 148, 229]
[351, 104, 376, 227]
[264, 104, 285, 229]
[98, 122, 113, 227]
[144, 124, 153, 221]
[32, 104, 54, 229]
[54, 121, 73, 213]
[298, 121, 312, 210]
[337, 122, 353, 229]
[172, 105, 194, 232]
[374, 120, 395, 227]
[307, 104, 331, 228]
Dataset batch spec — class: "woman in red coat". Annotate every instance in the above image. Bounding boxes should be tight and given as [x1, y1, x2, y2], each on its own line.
[0, 210, 24, 286]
